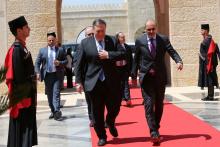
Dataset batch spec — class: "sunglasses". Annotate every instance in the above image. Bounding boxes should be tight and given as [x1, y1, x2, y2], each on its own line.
[87, 33, 94, 36]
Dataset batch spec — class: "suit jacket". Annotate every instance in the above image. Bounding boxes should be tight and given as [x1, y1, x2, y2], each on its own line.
[132, 33, 183, 85]
[116, 43, 133, 75]
[35, 46, 67, 81]
[74, 35, 125, 92]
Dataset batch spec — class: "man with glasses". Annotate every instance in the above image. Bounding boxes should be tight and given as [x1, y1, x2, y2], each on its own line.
[75, 19, 125, 146]
[85, 26, 94, 37]
[132, 19, 183, 145]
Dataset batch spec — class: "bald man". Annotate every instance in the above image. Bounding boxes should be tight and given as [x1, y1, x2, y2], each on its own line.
[132, 20, 183, 144]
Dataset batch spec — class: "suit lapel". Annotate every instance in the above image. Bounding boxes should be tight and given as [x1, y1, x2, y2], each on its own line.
[55, 46, 59, 59]
[156, 34, 162, 57]
[91, 36, 99, 55]
[104, 36, 109, 51]
[45, 46, 48, 63]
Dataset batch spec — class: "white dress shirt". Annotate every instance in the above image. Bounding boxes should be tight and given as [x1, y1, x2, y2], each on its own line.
[47, 46, 56, 72]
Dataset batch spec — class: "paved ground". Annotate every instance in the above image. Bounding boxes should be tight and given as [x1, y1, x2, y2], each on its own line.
[0, 86, 220, 147]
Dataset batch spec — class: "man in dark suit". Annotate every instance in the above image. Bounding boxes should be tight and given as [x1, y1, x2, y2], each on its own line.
[35, 32, 67, 121]
[74, 19, 125, 146]
[132, 20, 183, 145]
[115, 32, 133, 107]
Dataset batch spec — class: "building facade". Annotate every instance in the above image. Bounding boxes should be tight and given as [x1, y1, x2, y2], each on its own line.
[0, 0, 220, 86]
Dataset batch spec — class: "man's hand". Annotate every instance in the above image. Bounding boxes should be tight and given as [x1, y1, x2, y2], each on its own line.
[99, 50, 109, 60]
[76, 83, 83, 94]
[177, 62, 183, 71]
[54, 60, 60, 66]
[36, 74, 41, 81]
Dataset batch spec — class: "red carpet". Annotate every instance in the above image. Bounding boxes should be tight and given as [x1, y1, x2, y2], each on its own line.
[90, 88, 220, 147]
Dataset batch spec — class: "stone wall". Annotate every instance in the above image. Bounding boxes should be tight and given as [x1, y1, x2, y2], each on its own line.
[5, 0, 60, 62]
[169, 0, 220, 86]
[1, 0, 220, 87]
[127, 0, 155, 41]
[62, 17, 128, 44]
[0, 0, 7, 65]
[61, 3, 128, 43]
[61, 1, 156, 43]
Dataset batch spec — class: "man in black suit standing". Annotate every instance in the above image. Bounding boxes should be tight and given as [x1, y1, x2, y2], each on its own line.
[132, 20, 183, 145]
[74, 19, 124, 146]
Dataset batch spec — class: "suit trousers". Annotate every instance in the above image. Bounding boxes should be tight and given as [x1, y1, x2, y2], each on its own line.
[141, 75, 166, 133]
[117, 67, 131, 101]
[66, 68, 73, 88]
[44, 72, 61, 113]
[88, 80, 122, 139]
[121, 76, 131, 101]
[85, 92, 93, 121]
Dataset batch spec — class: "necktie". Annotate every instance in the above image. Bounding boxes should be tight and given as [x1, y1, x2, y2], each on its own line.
[98, 41, 105, 81]
[98, 41, 104, 51]
[150, 38, 156, 58]
[48, 47, 54, 72]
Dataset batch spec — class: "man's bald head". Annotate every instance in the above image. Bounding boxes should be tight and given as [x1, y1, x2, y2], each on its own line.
[85, 26, 94, 38]
[145, 19, 157, 38]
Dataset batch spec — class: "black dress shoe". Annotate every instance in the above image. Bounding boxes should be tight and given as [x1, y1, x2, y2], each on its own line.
[151, 131, 161, 144]
[89, 120, 94, 127]
[98, 138, 107, 146]
[109, 126, 118, 137]
[201, 96, 214, 101]
[54, 111, 62, 121]
[49, 113, 54, 119]
[104, 122, 109, 128]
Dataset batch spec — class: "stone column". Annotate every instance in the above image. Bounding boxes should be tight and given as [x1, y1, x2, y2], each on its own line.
[0, 0, 7, 65]
[56, 0, 62, 45]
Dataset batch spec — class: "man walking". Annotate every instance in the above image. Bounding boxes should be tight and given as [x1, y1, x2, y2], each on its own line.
[75, 19, 124, 146]
[132, 20, 183, 145]
[35, 32, 67, 121]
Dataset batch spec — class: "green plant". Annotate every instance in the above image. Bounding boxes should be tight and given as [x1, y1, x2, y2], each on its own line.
[0, 66, 8, 115]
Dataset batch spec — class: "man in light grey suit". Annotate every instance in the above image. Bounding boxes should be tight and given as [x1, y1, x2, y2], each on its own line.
[35, 32, 67, 121]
